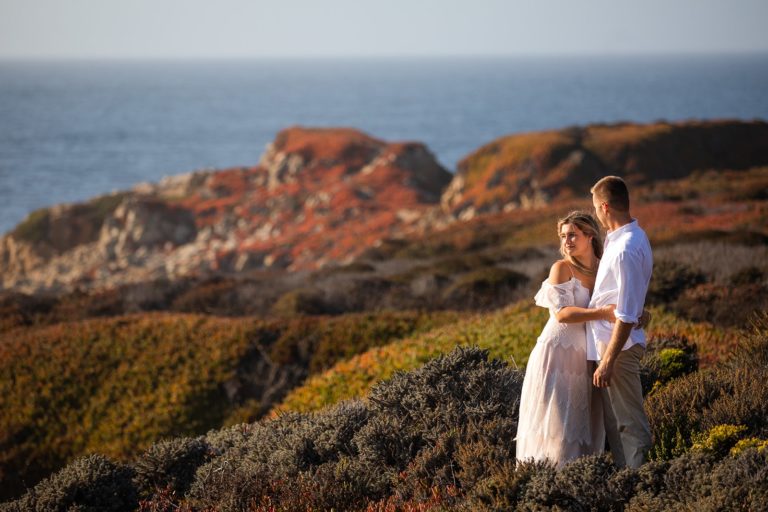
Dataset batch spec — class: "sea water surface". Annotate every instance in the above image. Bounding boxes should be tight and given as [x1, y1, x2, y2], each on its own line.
[1, 54, 767, 234]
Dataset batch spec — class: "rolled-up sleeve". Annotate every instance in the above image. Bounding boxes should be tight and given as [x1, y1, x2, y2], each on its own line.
[614, 251, 645, 324]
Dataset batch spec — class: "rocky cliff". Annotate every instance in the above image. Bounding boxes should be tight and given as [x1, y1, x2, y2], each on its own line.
[1, 127, 452, 293]
[3, 120, 767, 294]
[441, 119, 768, 219]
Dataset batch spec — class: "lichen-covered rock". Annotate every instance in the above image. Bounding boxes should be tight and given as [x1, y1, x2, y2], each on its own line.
[0, 127, 452, 294]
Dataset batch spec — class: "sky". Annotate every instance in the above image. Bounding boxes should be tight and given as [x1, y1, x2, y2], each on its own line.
[1, 0, 767, 59]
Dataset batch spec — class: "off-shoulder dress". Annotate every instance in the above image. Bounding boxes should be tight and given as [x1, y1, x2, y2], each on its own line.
[515, 278, 605, 466]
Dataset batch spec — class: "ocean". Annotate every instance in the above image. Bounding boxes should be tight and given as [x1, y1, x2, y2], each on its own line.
[1, 54, 767, 235]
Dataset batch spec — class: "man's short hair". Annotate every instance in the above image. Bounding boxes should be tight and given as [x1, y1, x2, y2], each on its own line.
[591, 175, 630, 212]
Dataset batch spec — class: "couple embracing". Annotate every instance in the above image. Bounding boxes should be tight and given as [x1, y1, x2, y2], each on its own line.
[516, 175, 653, 469]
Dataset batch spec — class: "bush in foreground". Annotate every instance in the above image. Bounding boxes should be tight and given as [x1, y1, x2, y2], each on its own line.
[184, 346, 524, 510]
[1, 455, 137, 512]
[645, 314, 768, 461]
[5, 314, 767, 511]
[640, 334, 699, 395]
[5, 347, 522, 510]
[0, 310, 461, 501]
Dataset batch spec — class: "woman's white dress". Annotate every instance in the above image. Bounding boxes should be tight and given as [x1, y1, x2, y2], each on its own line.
[516, 278, 605, 466]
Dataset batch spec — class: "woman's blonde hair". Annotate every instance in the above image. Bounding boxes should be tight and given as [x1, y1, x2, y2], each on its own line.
[557, 211, 603, 275]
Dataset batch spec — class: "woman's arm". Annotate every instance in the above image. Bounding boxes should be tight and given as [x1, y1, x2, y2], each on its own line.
[557, 305, 651, 325]
[547, 260, 616, 324]
[556, 304, 615, 324]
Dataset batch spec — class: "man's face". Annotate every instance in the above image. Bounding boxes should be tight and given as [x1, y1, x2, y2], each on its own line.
[592, 193, 608, 229]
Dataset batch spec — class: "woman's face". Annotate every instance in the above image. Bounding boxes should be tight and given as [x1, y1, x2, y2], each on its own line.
[559, 222, 592, 259]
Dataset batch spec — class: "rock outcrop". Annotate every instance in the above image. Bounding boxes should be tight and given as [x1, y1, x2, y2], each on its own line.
[3, 120, 768, 295]
[1, 127, 452, 293]
[442, 119, 768, 218]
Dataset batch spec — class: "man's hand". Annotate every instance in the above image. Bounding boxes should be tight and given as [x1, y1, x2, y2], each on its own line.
[600, 304, 617, 322]
[593, 360, 614, 388]
[595, 321, 633, 388]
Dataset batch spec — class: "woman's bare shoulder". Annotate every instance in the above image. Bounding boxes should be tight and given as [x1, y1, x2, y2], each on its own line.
[547, 259, 573, 285]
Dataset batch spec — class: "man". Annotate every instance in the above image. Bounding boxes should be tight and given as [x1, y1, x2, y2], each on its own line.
[588, 175, 653, 469]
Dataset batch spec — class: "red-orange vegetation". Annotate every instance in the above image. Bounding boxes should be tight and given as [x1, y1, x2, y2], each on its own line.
[450, 120, 768, 216]
[583, 122, 674, 158]
[273, 126, 384, 164]
[0, 313, 261, 496]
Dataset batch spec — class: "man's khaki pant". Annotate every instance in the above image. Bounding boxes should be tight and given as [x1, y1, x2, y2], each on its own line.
[595, 343, 652, 468]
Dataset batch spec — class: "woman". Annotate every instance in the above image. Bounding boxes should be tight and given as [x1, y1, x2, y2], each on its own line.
[515, 211, 612, 466]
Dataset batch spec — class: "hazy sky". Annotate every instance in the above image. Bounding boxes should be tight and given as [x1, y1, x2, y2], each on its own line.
[1, 0, 767, 59]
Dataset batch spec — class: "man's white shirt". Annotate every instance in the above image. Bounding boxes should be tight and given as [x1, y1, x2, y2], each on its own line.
[587, 219, 653, 361]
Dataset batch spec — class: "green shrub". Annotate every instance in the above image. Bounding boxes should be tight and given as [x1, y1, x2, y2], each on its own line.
[645, 365, 768, 461]
[5, 454, 137, 512]
[251, 460, 384, 512]
[464, 459, 550, 511]
[9, 193, 126, 247]
[395, 430, 461, 501]
[7, 334, 768, 511]
[85, 192, 127, 225]
[186, 346, 525, 509]
[640, 335, 698, 395]
[643, 320, 768, 462]
[646, 377, 701, 461]
[132, 437, 211, 496]
[691, 424, 748, 457]
[658, 348, 688, 375]
[626, 449, 768, 511]
[354, 346, 525, 502]
[730, 437, 768, 456]
[453, 416, 519, 491]
[365, 346, 524, 442]
[626, 450, 717, 511]
[353, 414, 425, 471]
[202, 422, 256, 456]
[519, 454, 631, 512]
[727, 311, 768, 370]
[188, 400, 375, 509]
[701, 373, 768, 437]
[187, 454, 270, 511]
[700, 447, 768, 511]
[0, 309, 467, 500]
[619, 459, 670, 502]
[10, 208, 50, 244]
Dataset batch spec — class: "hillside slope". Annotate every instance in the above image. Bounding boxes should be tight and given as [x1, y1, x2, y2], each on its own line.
[442, 119, 768, 218]
[0, 310, 461, 500]
[4, 320, 768, 511]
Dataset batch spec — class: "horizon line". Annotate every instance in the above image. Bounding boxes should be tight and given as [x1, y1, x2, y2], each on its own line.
[2, 50, 768, 62]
